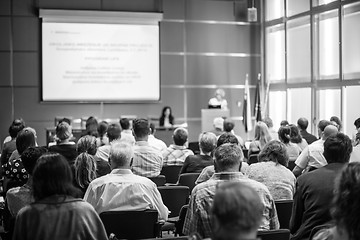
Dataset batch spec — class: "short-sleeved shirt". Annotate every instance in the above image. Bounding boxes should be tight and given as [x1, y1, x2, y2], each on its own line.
[295, 139, 327, 170]
[132, 141, 163, 177]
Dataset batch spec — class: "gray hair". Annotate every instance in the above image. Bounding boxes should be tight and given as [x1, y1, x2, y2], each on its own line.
[198, 132, 217, 154]
[110, 142, 134, 167]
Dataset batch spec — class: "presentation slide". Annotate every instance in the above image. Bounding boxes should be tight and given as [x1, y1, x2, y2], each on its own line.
[42, 22, 160, 101]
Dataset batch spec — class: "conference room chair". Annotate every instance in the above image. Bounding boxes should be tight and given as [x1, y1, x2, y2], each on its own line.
[248, 154, 259, 165]
[157, 186, 190, 234]
[148, 175, 166, 187]
[174, 204, 189, 236]
[288, 160, 296, 171]
[177, 173, 200, 193]
[160, 165, 182, 184]
[257, 229, 290, 240]
[275, 199, 294, 229]
[99, 209, 161, 239]
[187, 142, 200, 155]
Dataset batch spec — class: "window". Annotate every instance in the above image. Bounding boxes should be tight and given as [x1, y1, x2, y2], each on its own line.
[266, 24, 285, 82]
[268, 91, 286, 129]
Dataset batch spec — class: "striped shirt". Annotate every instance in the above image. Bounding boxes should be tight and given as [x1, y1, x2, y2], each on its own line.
[161, 144, 194, 166]
[132, 141, 163, 177]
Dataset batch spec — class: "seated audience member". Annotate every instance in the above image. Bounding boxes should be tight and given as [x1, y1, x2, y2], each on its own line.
[211, 117, 224, 137]
[246, 140, 296, 200]
[297, 117, 318, 144]
[13, 153, 108, 240]
[96, 121, 109, 147]
[313, 162, 360, 240]
[180, 132, 217, 174]
[350, 132, 360, 162]
[84, 142, 169, 220]
[162, 127, 194, 166]
[184, 143, 279, 238]
[211, 182, 264, 240]
[84, 116, 99, 137]
[330, 116, 342, 132]
[7, 147, 47, 217]
[223, 119, 244, 147]
[263, 117, 279, 141]
[132, 118, 163, 177]
[74, 152, 97, 197]
[353, 117, 360, 143]
[293, 124, 338, 177]
[4, 128, 37, 187]
[248, 121, 272, 157]
[1, 118, 25, 166]
[119, 118, 135, 145]
[278, 126, 301, 162]
[148, 123, 167, 152]
[159, 106, 174, 127]
[195, 133, 249, 184]
[290, 133, 352, 240]
[95, 123, 121, 162]
[48, 121, 77, 165]
[289, 124, 308, 151]
[77, 135, 110, 177]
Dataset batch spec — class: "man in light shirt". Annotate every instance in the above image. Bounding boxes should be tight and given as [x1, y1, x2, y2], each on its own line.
[84, 142, 169, 220]
[95, 123, 121, 162]
[119, 118, 135, 145]
[148, 123, 167, 152]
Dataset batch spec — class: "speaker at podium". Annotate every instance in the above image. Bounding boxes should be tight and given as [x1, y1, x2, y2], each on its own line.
[201, 109, 230, 132]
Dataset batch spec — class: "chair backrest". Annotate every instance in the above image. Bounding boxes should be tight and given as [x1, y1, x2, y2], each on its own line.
[99, 210, 159, 239]
[188, 142, 200, 155]
[157, 186, 190, 218]
[248, 154, 259, 165]
[257, 229, 290, 240]
[178, 173, 200, 192]
[175, 204, 189, 236]
[275, 199, 293, 229]
[148, 175, 166, 186]
[160, 165, 183, 184]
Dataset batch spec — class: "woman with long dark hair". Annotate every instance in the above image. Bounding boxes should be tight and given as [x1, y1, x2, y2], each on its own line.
[13, 153, 108, 240]
[159, 106, 174, 127]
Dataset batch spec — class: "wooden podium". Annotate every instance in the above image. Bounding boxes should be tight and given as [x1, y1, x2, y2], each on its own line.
[201, 109, 230, 132]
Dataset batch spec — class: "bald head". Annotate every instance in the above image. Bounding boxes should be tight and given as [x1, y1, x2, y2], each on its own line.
[322, 125, 338, 140]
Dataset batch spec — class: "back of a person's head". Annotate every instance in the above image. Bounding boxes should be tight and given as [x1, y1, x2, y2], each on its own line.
[332, 162, 360, 240]
[97, 121, 109, 137]
[213, 117, 224, 131]
[173, 127, 188, 146]
[85, 116, 98, 137]
[110, 142, 134, 168]
[77, 135, 97, 155]
[133, 118, 150, 138]
[354, 118, 360, 129]
[280, 120, 289, 127]
[322, 125, 339, 140]
[262, 117, 274, 128]
[56, 121, 72, 141]
[120, 118, 131, 130]
[214, 143, 243, 172]
[33, 153, 79, 201]
[258, 140, 289, 167]
[21, 146, 48, 175]
[217, 132, 239, 147]
[254, 121, 271, 142]
[318, 119, 331, 132]
[289, 124, 302, 144]
[330, 116, 342, 131]
[16, 127, 37, 155]
[278, 126, 291, 144]
[9, 118, 25, 138]
[297, 117, 308, 130]
[223, 120, 235, 132]
[74, 152, 97, 189]
[211, 182, 264, 240]
[199, 132, 217, 154]
[323, 133, 352, 164]
[107, 123, 121, 142]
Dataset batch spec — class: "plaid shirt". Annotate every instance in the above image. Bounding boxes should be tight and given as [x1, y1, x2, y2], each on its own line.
[161, 144, 194, 166]
[183, 172, 280, 238]
[132, 141, 163, 177]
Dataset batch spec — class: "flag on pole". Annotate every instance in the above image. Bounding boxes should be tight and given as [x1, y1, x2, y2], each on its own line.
[254, 73, 262, 122]
[243, 74, 253, 132]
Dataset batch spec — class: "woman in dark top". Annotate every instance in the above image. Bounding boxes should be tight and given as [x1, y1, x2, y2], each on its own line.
[180, 132, 217, 174]
[159, 106, 174, 127]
